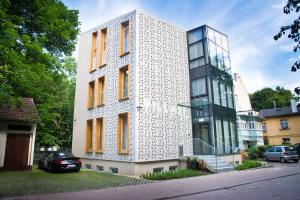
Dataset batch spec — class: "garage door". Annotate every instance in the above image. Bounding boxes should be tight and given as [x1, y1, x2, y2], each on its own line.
[4, 134, 30, 170]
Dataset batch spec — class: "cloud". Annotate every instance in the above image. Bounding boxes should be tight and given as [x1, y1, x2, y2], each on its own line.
[279, 43, 295, 52]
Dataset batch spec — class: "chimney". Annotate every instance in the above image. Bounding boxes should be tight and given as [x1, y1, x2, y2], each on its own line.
[291, 99, 297, 113]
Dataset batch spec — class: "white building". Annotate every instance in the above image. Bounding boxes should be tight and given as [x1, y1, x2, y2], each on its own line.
[72, 11, 193, 175]
[233, 73, 264, 149]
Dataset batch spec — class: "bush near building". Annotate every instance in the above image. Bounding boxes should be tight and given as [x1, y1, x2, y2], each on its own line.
[235, 160, 262, 170]
[142, 169, 207, 180]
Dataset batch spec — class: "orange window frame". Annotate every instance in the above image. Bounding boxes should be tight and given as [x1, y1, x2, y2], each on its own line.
[120, 20, 130, 56]
[85, 119, 93, 152]
[118, 65, 130, 100]
[88, 81, 95, 109]
[96, 118, 104, 152]
[97, 77, 105, 106]
[90, 31, 98, 71]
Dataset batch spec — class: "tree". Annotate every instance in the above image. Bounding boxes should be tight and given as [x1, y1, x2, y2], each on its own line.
[250, 87, 293, 111]
[274, 0, 300, 95]
[0, 0, 79, 147]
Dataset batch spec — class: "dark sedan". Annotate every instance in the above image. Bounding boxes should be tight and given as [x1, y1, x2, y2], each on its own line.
[38, 151, 82, 172]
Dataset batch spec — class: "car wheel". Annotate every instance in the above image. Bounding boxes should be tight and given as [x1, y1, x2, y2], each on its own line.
[294, 159, 299, 163]
[263, 156, 268, 161]
[280, 157, 286, 163]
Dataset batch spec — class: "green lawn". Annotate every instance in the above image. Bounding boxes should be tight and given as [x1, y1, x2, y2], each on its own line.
[0, 166, 151, 198]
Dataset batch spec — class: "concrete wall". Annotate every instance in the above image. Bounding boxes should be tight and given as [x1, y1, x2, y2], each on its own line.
[263, 115, 300, 145]
[81, 158, 179, 176]
[0, 132, 7, 167]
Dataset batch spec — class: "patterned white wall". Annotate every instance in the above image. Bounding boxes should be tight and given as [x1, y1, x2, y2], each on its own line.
[73, 11, 193, 163]
[73, 11, 137, 162]
[136, 13, 193, 161]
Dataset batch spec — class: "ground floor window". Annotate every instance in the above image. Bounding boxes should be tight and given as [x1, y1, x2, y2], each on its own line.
[282, 138, 290, 145]
[118, 113, 129, 154]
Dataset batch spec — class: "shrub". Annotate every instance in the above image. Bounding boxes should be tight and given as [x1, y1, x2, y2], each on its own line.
[235, 160, 262, 170]
[246, 145, 274, 160]
[142, 169, 206, 180]
[186, 157, 199, 170]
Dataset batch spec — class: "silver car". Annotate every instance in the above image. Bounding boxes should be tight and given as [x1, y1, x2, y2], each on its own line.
[263, 146, 299, 163]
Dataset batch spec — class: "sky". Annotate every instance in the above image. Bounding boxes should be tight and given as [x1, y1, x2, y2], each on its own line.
[63, 0, 299, 94]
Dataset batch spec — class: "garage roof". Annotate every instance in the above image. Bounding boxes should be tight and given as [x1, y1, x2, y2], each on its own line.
[0, 98, 39, 123]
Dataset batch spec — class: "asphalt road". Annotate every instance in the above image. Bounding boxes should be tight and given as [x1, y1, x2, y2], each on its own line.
[171, 162, 300, 200]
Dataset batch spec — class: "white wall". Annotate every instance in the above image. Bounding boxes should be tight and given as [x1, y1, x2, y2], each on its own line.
[136, 13, 193, 161]
[233, 73, 252, 112]
[0, 132, 7, 167]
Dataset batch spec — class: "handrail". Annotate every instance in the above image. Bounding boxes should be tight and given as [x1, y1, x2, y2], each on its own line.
[215, 137, 237, 166]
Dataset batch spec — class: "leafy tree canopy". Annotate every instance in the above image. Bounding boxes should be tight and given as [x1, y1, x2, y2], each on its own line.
[0, 0, 79, 147]
[274, 0, 300, 94]
[250, 87, 293, 111]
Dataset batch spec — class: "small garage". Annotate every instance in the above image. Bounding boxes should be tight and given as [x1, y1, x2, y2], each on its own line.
[0, 98, 39, 170]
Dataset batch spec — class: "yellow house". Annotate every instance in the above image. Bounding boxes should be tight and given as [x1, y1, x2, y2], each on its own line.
[260, 101, 300, 145]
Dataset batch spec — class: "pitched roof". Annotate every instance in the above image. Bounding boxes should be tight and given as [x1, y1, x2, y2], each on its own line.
[0, 98, 39, 123]
[259, 106, 300, 118]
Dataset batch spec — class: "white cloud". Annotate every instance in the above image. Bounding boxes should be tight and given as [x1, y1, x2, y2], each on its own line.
[279, 43, 294, 52]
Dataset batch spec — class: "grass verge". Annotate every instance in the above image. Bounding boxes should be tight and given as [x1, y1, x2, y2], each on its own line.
[0, 166, 151, 198]
[235, 160, 262, 170]
[142, 169, 208, 180]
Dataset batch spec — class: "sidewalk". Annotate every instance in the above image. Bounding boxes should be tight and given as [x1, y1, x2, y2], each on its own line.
[3, 164, 300, 200]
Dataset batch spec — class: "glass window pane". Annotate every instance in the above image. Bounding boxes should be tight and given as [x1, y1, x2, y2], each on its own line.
[189, 42, 204, 60]
[230, 121, 236, 148]
[122, 115, 128, 150]
[227, 85, 233, 108]
[213, 79, 220, 105]
[191, 97, 209, 118]
[124, 26, 129, 52]
[223, 51, 230, 69]
[191, 77, 206, 97]
[223, 120, 231, 153]
[190, 58, 205, 69]
[216, 45, 224, 69]
[207, 28, 215, 42]
[215, 32, 222, 47]
[123, 70, 128, 97]
[208, 41, 217, 67]
[221, 35, 228, 50]
[216, 119, 224, 154]
[188, 29, 203, 44]
[220, 83, 227, 107]
[89, 121, 93, 150]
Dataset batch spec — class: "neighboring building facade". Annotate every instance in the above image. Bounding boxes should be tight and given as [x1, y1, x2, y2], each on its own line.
[233, 73, 264, 149]
[73, 11, 239, 175]
[260, 100, 300, 145]
[0, 98, 39, 170]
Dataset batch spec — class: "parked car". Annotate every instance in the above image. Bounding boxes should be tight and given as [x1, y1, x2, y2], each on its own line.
[293, 143, 300, 156]
[38, 151, 82, 172]
[263, 146, 299, 163]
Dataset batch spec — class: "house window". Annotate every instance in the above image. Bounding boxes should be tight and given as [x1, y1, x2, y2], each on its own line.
[282, 138, 291, 144]
[120, 21, 129, 55]
[280, 119, 288, 130]
[100, 28, 107, 66]
[96, 118, 104, 152]
[169, 165, 178, 171]
[97, 77, 105, 106]
[90, 31, 98, 71]
[262, 123, 267, 132]
[191, 77, 206, 97]
[96, 165, 104, 171]
[86, 120, 93, 152]
[118, 113, 129, 154]
[110, 167, 118, 174]
[248, 119, 255, 130]
[118, 65, 129, 99]
[88, 81, 95, 109]
[85, 163, 92, 169]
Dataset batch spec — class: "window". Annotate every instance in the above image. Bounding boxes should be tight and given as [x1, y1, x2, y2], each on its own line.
[153, 167, 163, 173]
[169, 166, 178, 171]
[220, 83, 227, 107]
[118, 65, 129, 99]
[188, 29, 203, 44]
[96, 165, 104, 171]
[280, 119, 288, 129]
[110, 167, 118, 173]
[226, 85, 233, 108]
[120, 21, 129, 55]
[262, 123, 267, 132]
[275, 147, 283, 152]
[118, 113, 129, 154]
[248, 119, 255, 130]
[191, 77, 206, 97]
[96, 118, 104, 152]
[190, 58, 205, 69]
[282, 138, 291, 144]
[213, 79, 220, 105]
[97, 77, 105, 106]
[207, 28, 215, 42]
[85, 164, 92, 169]
[100, 28, 108, 66]
[90, 31, 98, 71]
[86, 120, 93, 152]
[189, 41, 204, 60]
[88, 81, 95, 109]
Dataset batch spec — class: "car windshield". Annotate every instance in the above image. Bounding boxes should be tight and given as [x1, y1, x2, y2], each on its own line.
[55, 152, 74, 157]
[284, 147, 294, 152]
